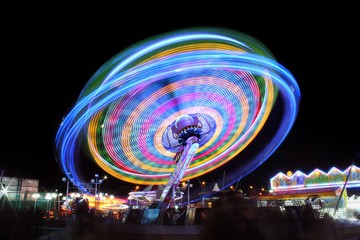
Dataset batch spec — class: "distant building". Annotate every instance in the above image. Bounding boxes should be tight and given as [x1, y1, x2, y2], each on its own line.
[0, 176, 39, 209]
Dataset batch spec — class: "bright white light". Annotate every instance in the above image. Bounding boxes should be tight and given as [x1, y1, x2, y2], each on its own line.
[32, 193, 40, 199]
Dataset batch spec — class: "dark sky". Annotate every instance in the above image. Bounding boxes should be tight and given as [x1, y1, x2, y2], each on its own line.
[2, 6, 359, 194]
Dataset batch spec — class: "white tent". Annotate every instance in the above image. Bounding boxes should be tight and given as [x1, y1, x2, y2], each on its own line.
[212, 183, 220, 192]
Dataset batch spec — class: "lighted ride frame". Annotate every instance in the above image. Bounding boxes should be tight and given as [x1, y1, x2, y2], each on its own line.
[55, 28, 301, 224]
[139, 114, 204, 224]
[158, 114, 202, 210]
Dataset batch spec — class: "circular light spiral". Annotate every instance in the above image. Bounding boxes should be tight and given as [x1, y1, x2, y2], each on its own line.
[55, 28, 300, 189]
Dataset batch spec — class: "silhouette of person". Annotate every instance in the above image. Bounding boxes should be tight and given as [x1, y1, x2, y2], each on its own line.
[200, 190, 266, 240]
[71, 198, 90, 239]
[34, 208, 45, 237]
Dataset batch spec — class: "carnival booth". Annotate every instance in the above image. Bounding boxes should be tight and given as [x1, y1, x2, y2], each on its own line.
[260, 165, 360, 218]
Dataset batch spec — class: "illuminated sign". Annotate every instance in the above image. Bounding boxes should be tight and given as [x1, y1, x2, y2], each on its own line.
[270, 165, 360, 190]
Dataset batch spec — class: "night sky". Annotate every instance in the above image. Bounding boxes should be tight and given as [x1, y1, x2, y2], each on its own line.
[2, 6, 359, 195]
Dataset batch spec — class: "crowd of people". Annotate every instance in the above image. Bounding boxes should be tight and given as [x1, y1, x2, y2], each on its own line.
[1, 192, 358, 239]
[200, 190, 344, 240]
[0, 198, 117, 240]
[0, 206, 45, 240]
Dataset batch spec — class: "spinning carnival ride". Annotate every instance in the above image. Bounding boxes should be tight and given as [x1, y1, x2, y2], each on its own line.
[55, 28, 301, 208]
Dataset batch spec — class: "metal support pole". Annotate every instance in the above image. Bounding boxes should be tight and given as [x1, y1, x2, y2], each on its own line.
[91, 174, 102, 212]
[187, 180, 190, 208]
[62, 176, 71, 220]
[334, 161, 354, 216]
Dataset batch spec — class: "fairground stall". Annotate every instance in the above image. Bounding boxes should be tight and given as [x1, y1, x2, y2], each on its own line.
[259, 165, 360, 219]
